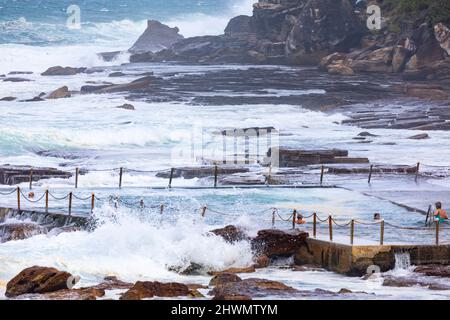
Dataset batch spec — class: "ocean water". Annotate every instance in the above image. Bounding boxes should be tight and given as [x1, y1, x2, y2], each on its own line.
[0, 0, 254, 72]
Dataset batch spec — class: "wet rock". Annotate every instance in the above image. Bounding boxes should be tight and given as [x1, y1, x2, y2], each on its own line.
[358, 131, 378, 137]
[188, 289, 205, 298]
[272, 147, 368, 167]
[291, 264, 324, 272]
[8, 71, 33, 75]
[80, 84, 114, 93]
[84, 67, 105, 74]
[327, 64, 354, 76]
[169, 262, 204, 275]
[130, 20, 184, 53]
[338, 288, 353, 294]
[109, 72, 126, 77]
[210, 225, 248, 243]
[41, 66, 86, 76]
[120, 281, 190, 300]
[116, 103, 135, 111]
[208, 266, 256, 276]
[0, 96, 17, 101]
[92, 76, 154, 94]
[23, 95, 45, 102]
[414, 265, 450, 278]
[6, 266, 72, 297]
[338, 288, 369, 295]
[210, 278, 298, 299]
[408, 133, 430, 140]
[1, 222, 47, 243]
[93, 276, 133, 291]
[251, 229, 308, 258]
[209, 273, 242, 287]
[253, 254, 271, 269]
[46, 86, 71, 99]
[383, 275, 450, 290]
[398, 84, 449, 101]
[16, 287, 105, 300]
[3, 77, 32, 82]
[0, 165, 72, 185]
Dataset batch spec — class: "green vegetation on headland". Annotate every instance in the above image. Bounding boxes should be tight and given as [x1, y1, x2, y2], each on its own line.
[384, 0, 450, 26]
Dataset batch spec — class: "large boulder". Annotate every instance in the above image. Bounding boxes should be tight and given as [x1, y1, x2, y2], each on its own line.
[286, 0, 363, 65]
[210, 225, 249, 243]
[120, 281, 190, 300]
[41, 66, 86, 76]
[129, 20, 184, 53]
[251, 229, 308, 258]
[6, 266, 72, 297]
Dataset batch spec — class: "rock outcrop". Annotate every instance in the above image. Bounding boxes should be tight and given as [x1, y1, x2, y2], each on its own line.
[127, 1, 450, 83]
[41, 66, 86, 76]
[129, 20, 184, 53]
[6, 266, 73, 297]
[251, 229, 308, 258]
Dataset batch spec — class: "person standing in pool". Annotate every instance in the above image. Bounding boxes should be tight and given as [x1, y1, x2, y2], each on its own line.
[434, 202, 448, 223]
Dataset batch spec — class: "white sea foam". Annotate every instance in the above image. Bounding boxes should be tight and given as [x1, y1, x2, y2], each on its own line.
[0, 204, 254, 287]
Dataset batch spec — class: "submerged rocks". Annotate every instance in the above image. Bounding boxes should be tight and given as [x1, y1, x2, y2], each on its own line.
[129, 20, 184, 53]
[208, 266, 256, 276]
[116, 103, 135, 111]
[0, 222, 47, 243]
[46, 86, 71, 99]
[3, 77, 32, 82]
[41, 66, 86, 76]
[251, 229, 308, 258]
[408, 133, 430, 140]
[0, 96, 17, 101]
[6, 266, 72, 297]
[120, 281, 190, 300]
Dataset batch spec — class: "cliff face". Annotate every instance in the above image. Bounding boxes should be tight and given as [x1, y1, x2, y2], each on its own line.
[130, 0, 450, 79]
